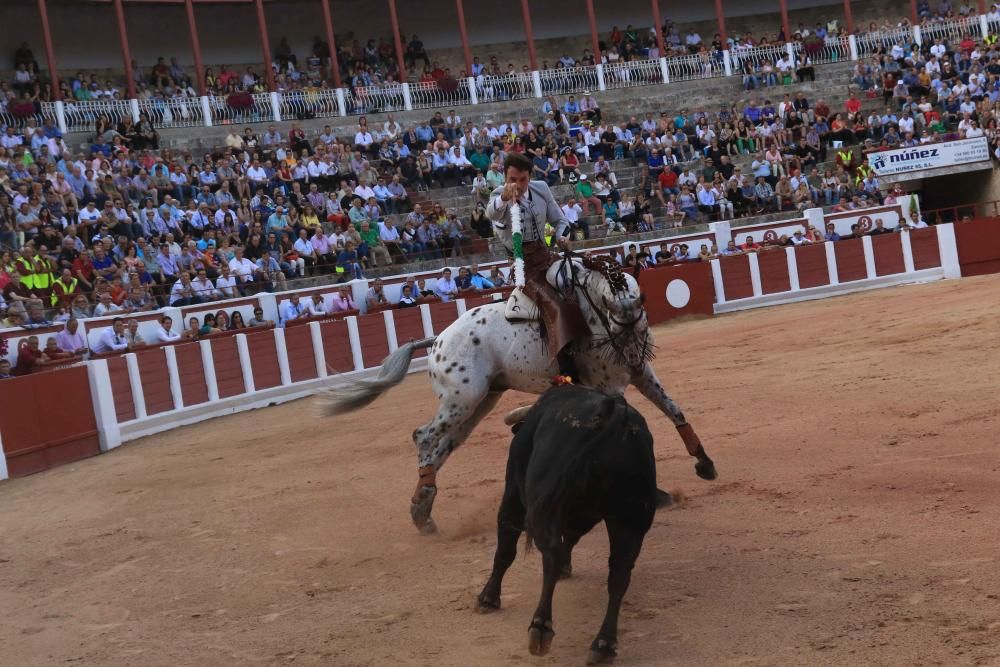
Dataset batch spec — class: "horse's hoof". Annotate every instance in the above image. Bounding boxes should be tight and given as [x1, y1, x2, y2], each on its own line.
[586, 638, 618, 665]
[475, 594, 501, 613]
[695, 458, 717, 481]
[528, 619, 554, 656]
[655, 488, 674, 509]
[410, 486, 438, 532]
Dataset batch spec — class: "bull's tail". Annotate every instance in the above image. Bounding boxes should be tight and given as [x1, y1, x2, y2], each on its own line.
[524, 393, 629, 552]
[322, 337, 436, 417]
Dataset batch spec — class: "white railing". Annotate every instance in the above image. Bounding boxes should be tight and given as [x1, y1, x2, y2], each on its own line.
[210, 92, 273, 126]
[1, 104, 50, 129]
[475, 72, 535, 103]
[409, 79, 472, 110]
[279, 88, 339, 120]
[603, 59, 662, 90]
[135, 96, 205, 129]
[58, 98, 132, 134]
[539, 65, 600, 96]
[665, 52, 723, 82]
[920, 14, 982, 43]
[796, 36, 851, 65]
[29, 13, 995, 134]
[855, 25, 914, 59]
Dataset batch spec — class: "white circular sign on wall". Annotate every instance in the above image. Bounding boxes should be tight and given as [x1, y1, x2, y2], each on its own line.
[665, 279, 691, 309]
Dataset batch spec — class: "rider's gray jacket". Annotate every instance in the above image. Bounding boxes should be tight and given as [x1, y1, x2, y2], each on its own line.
[486, 180, 570, 245]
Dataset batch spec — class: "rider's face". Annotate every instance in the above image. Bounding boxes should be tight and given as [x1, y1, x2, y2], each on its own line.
[505, 167, 530, 197]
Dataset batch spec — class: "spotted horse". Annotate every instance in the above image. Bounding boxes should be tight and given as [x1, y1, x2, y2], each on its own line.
[324, 254, 717, 533]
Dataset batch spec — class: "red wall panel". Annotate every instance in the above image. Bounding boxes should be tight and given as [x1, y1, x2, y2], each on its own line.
[793, 243, 830, 289]
[719, 254, 753, 300]
[283, 324, 318, 383]
[954, 219, 1000, 277]
[391, 307, 428, 358]
[320, 320, 355, 374]
[872, 233, 905, 276]
[136, 347, 174, 416]
[428, 301, 460, 334]
[105, 355, 135, 423]
[910, 227, 941, 270]
[0, 366, 101, 477]
[757, 248, 791, 294]
[246, 329, 282, 390]
[833, 238, 868, 282]
[356, 314, 391, 369]
[174, 342, 209, 407]
[211, 336, 246, 399]
[639, 262, 715, 325]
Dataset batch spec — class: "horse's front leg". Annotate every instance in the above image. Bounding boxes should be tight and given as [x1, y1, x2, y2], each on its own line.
[630, 363, 717, 481]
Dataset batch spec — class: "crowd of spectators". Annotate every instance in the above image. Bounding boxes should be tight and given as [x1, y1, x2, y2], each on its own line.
[1, 1, 996, 345]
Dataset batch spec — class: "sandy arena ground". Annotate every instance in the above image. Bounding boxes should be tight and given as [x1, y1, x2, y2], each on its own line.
[1, 275, 999, 667]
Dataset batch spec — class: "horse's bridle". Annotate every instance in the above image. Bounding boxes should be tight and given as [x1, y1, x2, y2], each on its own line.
[558, 252, 653, 370]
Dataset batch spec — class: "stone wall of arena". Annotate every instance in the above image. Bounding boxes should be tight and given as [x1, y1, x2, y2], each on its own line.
[2, 207, 999, 482]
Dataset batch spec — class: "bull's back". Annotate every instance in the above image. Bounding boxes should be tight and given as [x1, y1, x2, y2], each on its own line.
[520, 388, 657, 538]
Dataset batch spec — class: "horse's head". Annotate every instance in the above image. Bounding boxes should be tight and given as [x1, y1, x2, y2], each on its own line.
[550, 255, 654, 370]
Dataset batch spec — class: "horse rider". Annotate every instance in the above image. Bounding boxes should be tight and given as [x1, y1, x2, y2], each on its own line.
[486, 153, 588, 378]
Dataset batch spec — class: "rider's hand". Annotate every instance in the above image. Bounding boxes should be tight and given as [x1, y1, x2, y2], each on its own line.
[500, 182, 522, 203]
[556, 236, 571, 250]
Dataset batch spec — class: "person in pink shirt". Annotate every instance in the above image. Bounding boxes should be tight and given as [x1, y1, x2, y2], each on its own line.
[330, 285, 357, 313]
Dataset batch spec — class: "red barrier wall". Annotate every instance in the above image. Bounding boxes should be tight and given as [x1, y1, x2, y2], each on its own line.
[174, 342, 209, 408]
[283, 324, 318, 382]
[639, 262, 715, 325]
[137, 347, 174, 416]
[910, 227, 942, 270]
[320, 320, 355, 373]
[794, 243, 830, 289]
[833, 238, 867, 282]
[246, 329, 282, 390]
[391, 307, 428, 358]
[757, 249, 791, 294]
[719, 254, 754, 300]
[429, 301, 461, 334]
[0, 365, 101, 477]
[356, 314, 391, 369]
[211, 336, 245, 399]
[872, 233, 905, 276]
[954, 218, 1000, 277]
[106, 355, 136, 423]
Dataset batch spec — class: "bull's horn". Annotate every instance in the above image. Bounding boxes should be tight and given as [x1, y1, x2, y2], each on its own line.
[503, 405, 532, 426]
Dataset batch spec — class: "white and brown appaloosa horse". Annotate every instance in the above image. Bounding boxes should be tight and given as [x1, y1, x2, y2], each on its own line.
[325, 255, 716, 532]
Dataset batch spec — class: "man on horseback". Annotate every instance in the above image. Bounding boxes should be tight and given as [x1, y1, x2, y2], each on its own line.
[486, 153, 587, 378]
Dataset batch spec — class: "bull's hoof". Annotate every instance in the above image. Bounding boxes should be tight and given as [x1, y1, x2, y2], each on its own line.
[655, 488, 674, 509]
[695, 458, 717, 481]
[475, 593, 501, 613]
[528, 618, 554, 656]
[586, 637, 618, 664]
[410, 485, 438, 533]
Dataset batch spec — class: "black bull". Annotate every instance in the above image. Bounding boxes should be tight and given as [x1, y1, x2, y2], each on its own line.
[475, 385, 657, 665]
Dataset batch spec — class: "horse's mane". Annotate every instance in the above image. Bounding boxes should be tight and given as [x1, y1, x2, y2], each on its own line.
[579, 255, 629, 294]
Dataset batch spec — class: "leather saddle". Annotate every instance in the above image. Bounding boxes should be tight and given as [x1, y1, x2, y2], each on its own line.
[503, 287, 540, 322]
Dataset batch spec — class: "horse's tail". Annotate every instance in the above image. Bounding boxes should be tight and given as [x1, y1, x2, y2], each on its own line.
[322, 337, 436, 417]
[525, 392, 629, 552]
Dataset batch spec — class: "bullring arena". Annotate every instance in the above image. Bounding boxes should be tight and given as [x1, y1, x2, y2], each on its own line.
[2, 273, 999, 666]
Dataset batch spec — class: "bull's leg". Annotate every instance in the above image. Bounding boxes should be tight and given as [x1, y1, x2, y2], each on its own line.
[586, 519, 645, 665]
[476, 485, 524, 613]
[630, 362, 717, 481]
[411, 388, 503, 533]
[528, 549, 560, 657]
[559, 531, 583, 580]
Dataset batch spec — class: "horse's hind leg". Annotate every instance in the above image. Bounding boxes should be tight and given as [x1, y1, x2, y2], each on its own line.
[410, 387, 502, 532]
